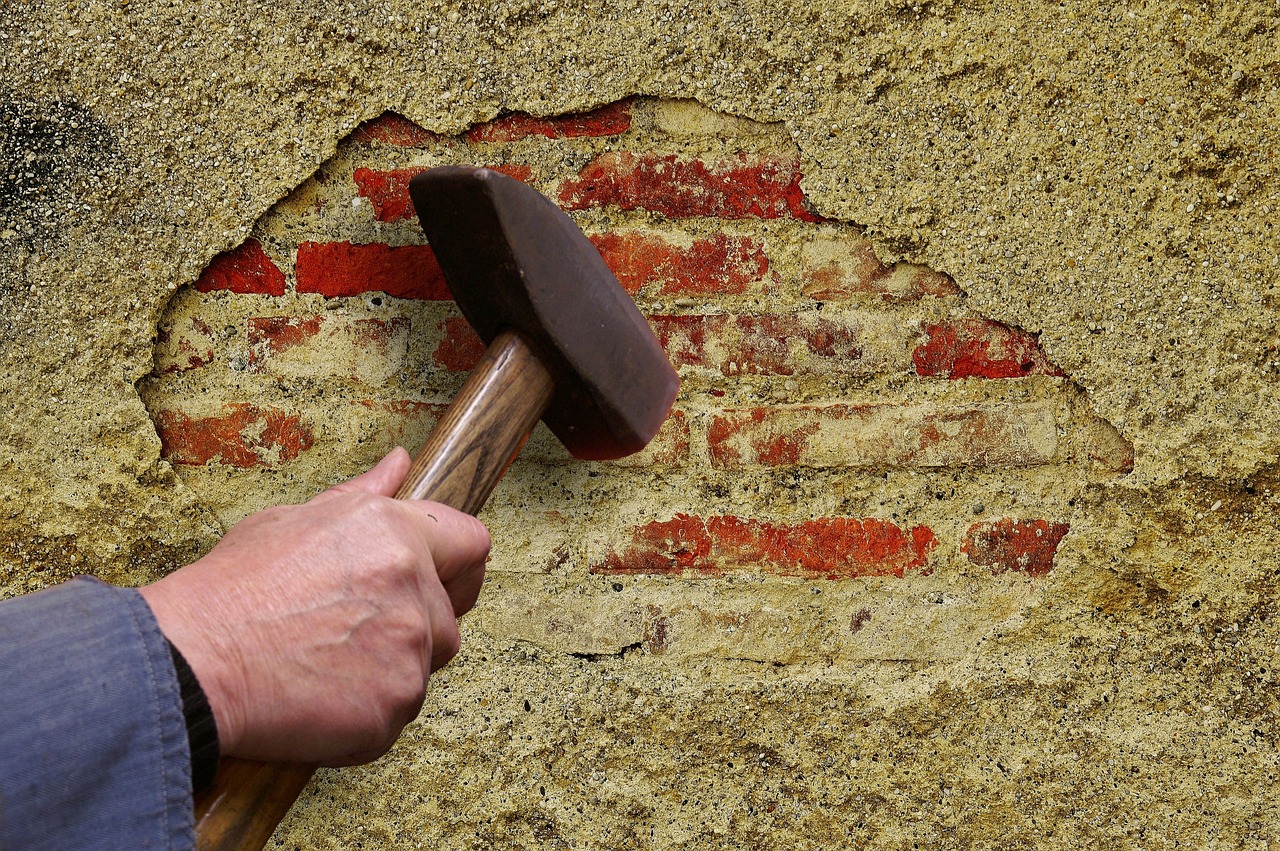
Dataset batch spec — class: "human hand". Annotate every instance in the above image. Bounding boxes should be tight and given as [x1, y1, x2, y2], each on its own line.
[140, 447, 490, 766]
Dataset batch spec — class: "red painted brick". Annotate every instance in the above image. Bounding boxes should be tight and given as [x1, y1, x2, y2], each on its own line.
[353, 166, 532, 223]
[590, 232, 770, 297]
[650, 314, 868, 376]
[295, 241, 451, 300]
[486, 164, 534, 182]
[353, 113, 446, 146]
[465, 100, 633, 144]
[193, 238, 286, 296]
[353, 168, 419, 222]
[433, 315, 486, 372]
[707, 403, 1058, 469]
[962, 519, 1069, 576]
[558, 152, 824, 221]
[914, 318, 1065, 379]
[154, 404, 313, 467]
[593, 514, 936, 578]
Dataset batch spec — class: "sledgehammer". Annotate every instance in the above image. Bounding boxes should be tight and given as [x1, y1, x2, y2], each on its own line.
[191, 167, 680, 849]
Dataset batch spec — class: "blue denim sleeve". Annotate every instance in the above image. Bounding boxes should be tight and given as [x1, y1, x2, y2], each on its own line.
[0, 577, 194, 850]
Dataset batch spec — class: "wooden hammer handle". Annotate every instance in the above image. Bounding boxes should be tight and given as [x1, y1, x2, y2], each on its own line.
[193, 329, 555, 850]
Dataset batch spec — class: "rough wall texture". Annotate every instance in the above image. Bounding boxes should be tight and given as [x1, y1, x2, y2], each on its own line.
[2, 0, 1279, 848]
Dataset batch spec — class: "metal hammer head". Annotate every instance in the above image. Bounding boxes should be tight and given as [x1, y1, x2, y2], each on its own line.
[409, 166, 679, 461]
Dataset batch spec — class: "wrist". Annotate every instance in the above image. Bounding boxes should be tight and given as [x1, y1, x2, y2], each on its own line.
[140, 577, 246, 756]
[166, 638, 221, 791]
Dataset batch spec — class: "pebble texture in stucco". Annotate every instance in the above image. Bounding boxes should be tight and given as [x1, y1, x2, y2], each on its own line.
[2, 0, 1278, 847]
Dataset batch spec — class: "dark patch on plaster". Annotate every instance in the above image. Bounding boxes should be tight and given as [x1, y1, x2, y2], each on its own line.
[0, 91, 118, 249]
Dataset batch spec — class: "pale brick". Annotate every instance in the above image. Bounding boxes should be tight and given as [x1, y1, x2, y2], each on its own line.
[708, 401, 1060, 468]
[798, 236, 963, 301]
[154, 315, 216, 373]
[247, 314, 411, 385]
[652, 99, 780, 139]
[651, 310, 915, 378]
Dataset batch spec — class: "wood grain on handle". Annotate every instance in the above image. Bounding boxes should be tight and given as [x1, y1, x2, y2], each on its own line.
[193, 329, 555, 851]
[395, 329, 556, 511]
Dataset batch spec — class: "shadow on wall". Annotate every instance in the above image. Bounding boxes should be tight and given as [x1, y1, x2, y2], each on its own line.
[138, 97, 1134, 663]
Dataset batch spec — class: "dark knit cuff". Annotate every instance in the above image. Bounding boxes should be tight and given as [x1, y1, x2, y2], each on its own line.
[166, 640, 220, 793]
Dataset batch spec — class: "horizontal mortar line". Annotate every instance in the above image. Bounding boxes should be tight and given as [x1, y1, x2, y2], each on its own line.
[270, 231, 436, 252]
[263, 212, 892, 266]
[273, 212, 874, 246]
[673, 380, 1074, 409]
[142, 384, 1078, 428]
[182, 295, 452, 315]
[183, 281, 954, 335]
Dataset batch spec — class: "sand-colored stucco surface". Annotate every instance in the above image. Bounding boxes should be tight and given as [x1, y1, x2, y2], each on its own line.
[3, 0, 1278, 848]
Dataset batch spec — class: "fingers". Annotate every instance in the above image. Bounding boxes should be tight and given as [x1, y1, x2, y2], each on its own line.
[312, 449, 491, 619]
[314, 447, 412, 501]
[418, 568, 463, 673]
[397, 500, 491, 618]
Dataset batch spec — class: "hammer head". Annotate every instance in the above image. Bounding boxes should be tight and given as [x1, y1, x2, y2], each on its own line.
[409, 166, 679, 461]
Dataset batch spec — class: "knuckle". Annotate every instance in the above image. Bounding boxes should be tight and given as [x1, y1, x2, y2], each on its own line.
[387, 540, 420, 572]
[433, 626, 461, 670]
[384, 674, 427, 729]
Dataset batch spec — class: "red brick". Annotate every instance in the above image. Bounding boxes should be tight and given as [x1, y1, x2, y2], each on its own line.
[154, 404, 313, 467]
[433, 315, 486, 372]
[295, 241, 451, 300]
[650, 314, 869, 376]
[590, 232, 770, 297]
[707, 402, 1059, 469]
[353, 166, 532, 223]
[465, 100, 633, 144]
[353, 168, 419, 222]
[353, 113, 446, 146]
[962, 519, 1069, 576]
[193, 238, 286, 296]
[558, 152, 825, 221]
[486, 164, 534, 182]
[592, 514, 936, 578]
[914, 318, 1065, 379]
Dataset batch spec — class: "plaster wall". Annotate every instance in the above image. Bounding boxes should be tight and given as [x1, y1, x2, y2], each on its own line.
[2, 1, 1278, 848]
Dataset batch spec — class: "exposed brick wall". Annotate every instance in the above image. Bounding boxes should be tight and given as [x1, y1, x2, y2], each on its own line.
[141, 98, 1133, 662]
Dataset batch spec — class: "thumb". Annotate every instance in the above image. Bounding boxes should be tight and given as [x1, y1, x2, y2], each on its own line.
[315, 447, 412, 501]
